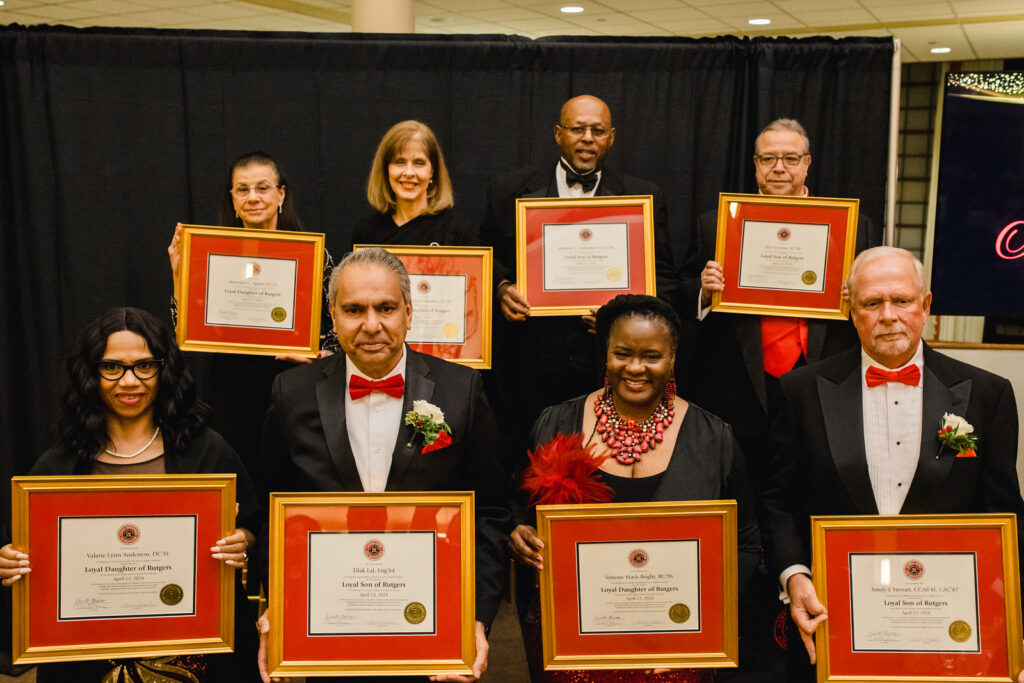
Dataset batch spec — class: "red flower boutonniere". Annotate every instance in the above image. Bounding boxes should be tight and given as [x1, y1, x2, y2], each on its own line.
[937, 413, 978, 458]
[405, 400, 452, 453]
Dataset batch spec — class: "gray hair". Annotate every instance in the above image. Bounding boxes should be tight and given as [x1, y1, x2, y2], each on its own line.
[328, 247, 411, 307]
[847, 246, 928, 300]
[754, 118, 810, 156]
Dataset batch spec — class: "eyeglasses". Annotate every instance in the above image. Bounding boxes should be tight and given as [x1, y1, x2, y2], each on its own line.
[95, 359, 164, 381]
[557, 124, 612, 139]
[755, 154, 806, 168]
[231, 184, 279, 200]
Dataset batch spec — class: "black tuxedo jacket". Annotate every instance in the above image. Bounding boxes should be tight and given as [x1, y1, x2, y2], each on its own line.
[761, 344, 1024, 579]
[260, 347, 511, 626]
[681, 208, 876, 442]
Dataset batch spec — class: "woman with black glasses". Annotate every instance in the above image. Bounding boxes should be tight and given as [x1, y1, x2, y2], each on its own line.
[0, 307, 261, 681]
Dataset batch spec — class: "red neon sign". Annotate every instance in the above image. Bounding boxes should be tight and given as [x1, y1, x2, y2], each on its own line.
[995, 220, 1024, 260]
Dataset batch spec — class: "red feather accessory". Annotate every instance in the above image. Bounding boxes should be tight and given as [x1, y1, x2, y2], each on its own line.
[521, 433, 613, 506]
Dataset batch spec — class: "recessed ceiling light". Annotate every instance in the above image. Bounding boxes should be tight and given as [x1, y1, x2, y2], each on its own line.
[561, 6, 584, 13]
[930, 47, 951, 54]
[748, 18, 771, 25]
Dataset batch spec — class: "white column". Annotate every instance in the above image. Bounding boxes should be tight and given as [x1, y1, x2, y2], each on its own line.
[351, 0, 414, 33]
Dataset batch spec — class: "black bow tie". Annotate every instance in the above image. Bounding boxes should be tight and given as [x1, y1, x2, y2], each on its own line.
[560, 160, 599, 192]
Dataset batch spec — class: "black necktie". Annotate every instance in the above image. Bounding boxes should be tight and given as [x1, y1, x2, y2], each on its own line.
[560, 160, 599, 192]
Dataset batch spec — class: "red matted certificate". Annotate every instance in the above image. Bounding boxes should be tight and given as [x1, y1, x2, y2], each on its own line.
[11, 475, 237, 664]
[353, 245, 493, 368]
[536, 501, 738, 670]
[266, 492, 476, 678]
[516, 196, 655, 316]
[812, 514, 1023, 682]
[177, 224, 324, 356]
[712, 193, 859, 319]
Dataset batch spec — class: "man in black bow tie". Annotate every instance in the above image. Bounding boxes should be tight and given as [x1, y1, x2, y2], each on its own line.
[479, 94, 681, 448]
[257, 247, 510, 682]
[760, 246, 1024, 682]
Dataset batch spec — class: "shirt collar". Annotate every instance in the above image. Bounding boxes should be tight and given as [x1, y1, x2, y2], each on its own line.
[557, 158, 602, 182]
[345, 345, 407, 384]
[860, 339, 924, 381]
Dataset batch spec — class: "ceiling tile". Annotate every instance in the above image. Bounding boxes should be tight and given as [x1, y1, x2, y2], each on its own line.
[658, 17, 734, 33]
[866, 1, 955, 18]
[499, 15, 576, 29]
[773, 0, 862, 10]
[591, 0, 683, 9]
[793, 7, 878, 24]
[417, 0, 512, 10]
[626, 7, 711, 22]
[12, 4, 101, 19]
[464, 6, 546, 20]
[62, 0, 151, 13]
[889, 23, 974, 61]
[952, 0, 1024, 16]
[0, 11, 51, 25]
[962, 19, 1024, 58]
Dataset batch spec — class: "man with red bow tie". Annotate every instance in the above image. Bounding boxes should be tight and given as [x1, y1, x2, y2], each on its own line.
[760, 246, 1024, 681]
[258, 247, 509, 682]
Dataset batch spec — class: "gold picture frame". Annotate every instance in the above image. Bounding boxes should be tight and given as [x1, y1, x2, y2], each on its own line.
[11, 474, 237, 664]
[266, 491, 476, 677]
[352, 244, 494, 368]
[177, 224, 325, 356]
[712, 193, 859, 320]
[536, 500, 739, 671]
[811, 513, 1023, 682]
[515, 195, 656, 316]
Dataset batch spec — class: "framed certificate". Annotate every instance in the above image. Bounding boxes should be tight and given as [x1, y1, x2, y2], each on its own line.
[811, 513, 1023, 682]
[352, 245, 493, 368]
[11, 474, 237, 664]
[536, 500, 738, 670]
[516, 196, 656, 316]
[266, 492, 476, 677]
[712, 193, 859, 319]
[177, 224, 324, 357]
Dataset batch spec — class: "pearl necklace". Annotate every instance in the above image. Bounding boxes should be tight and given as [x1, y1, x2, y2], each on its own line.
[103, 427, 161, 459]
[593, 389, 674, 465]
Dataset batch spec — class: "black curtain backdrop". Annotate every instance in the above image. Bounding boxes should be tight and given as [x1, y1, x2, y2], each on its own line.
[0, 25, 892, 517]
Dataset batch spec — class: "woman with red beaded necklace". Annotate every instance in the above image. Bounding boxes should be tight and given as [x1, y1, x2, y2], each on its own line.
[508, 294, 761, 682]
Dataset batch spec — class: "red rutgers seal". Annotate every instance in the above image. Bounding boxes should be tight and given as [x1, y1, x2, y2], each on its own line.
[777, 227, 791, 241]
[904, 559, 924, 580]
[628, 548, 648, 568]
[117, 524, 140, 545]
[417, 280, 431, 294]
[364, 539, 384, 560]
[579, 228, 593, 241]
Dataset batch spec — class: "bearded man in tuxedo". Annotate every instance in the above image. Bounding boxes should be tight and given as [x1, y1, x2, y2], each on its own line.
[760, 246, 1024, 681]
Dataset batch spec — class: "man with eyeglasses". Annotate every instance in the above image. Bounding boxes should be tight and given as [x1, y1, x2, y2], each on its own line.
[479, 94, 681, 460]
[680, 118, 876, 680]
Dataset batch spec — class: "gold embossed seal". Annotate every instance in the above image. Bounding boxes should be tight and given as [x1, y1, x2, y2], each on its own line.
[949, 620, 972, 642]
[160, 583, 184, 606]
[271, 307, 287, 322]
[404, 601, 427, 624]
[606, 267, 622, 283]
[668, 603, 690, 624]
[801, 270, 817, 285]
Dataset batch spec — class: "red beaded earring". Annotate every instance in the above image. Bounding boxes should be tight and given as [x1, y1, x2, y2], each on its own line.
[665, 373, 677, 399]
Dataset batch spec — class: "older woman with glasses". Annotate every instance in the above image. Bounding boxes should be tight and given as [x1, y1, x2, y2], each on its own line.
[350, 120, 476, 249]
[0, 307, 261, 681]
[165, 152, 337, 496]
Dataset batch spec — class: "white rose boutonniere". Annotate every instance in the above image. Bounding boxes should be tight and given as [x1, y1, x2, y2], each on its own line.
[405, 400, 452, 453]
[937, 413, 978, 458]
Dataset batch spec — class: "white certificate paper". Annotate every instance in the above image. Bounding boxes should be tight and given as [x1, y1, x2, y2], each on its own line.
[849, 552, 980, 652]
[408, 274, 467, 344]
[204, 254, 297, 330]
[576, 540, 700, 635]
[737, 220, 829, 292]
[542, 223, 630, 292]
[58, 515, 197, 621]
[307, 531, 436, 636]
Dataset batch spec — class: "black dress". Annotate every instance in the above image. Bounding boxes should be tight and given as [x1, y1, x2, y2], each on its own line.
[28, 428, 262, 683]
[515, 396, 762, 682]
[349, 209, 477, 249]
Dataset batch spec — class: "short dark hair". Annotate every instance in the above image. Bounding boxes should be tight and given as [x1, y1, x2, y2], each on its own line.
[58, 307, 210, 466]
[595, 294, 682, 356]
[217, 151, 304, 230]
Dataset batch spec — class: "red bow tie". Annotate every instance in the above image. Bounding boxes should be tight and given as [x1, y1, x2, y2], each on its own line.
[349, 374, 405, 400]
[865, 365, 921, 388]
